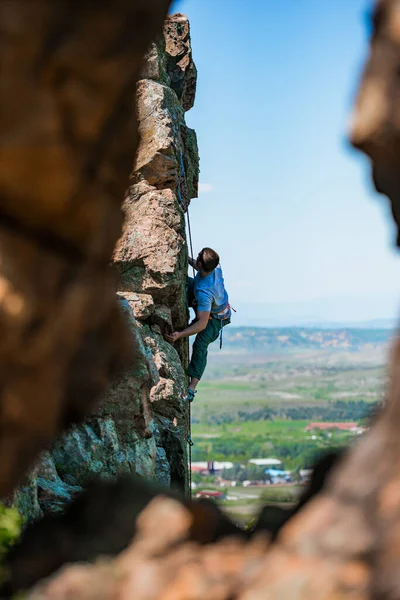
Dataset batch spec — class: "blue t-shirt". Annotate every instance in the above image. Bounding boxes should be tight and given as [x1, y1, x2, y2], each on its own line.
[194, 265, 229, 314]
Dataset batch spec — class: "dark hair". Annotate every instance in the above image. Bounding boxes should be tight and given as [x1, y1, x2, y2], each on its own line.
[198, 247, 220, 272]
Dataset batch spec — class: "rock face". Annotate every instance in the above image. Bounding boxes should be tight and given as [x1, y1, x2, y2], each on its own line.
[14, 13, 198, 520]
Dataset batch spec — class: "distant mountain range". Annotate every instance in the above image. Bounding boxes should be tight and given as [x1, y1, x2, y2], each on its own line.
[216, 326, 393, 353]
[230, 296, 400, 329]
[288, 318, 397, 330]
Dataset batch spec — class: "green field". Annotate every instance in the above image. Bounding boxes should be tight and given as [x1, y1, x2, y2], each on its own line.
[191, 417, 357, 468]
[196, 351, 385, 418]
[193, 419, 309, 436]
[190, 328, 389, 469]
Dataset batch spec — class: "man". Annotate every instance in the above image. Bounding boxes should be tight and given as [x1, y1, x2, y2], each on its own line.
[165, 248, 231, 401]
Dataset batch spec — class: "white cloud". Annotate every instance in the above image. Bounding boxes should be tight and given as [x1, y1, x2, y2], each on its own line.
[198, 183, 213, 193]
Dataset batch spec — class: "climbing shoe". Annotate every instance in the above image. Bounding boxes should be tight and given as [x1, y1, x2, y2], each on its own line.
[186, 388, 197, 402]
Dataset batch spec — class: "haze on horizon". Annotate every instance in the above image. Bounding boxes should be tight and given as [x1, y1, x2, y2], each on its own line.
[170, 0, 400, 326]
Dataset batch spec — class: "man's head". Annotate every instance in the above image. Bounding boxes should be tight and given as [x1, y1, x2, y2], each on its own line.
[196, 248, 220, 273]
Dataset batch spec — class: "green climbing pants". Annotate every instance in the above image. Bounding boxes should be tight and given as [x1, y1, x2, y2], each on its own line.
[186, 276, 231, 380]
[187, 315, 230, 381]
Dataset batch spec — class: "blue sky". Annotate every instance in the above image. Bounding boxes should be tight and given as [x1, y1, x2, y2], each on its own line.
[170, 0, 400, 326]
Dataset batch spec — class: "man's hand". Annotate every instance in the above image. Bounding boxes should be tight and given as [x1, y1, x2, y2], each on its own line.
[165, 331, 181, 344]
[193, 311, 210, 331]
[165, 312, 209, 345]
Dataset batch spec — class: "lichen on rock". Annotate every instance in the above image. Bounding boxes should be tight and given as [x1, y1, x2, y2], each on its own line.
[15, 12, 199, 520]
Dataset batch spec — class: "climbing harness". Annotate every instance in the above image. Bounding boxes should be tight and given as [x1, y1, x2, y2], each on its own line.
[211, 303, 237, 349]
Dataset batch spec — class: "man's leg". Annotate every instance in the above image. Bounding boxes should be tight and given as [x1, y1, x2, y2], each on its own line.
[187, 319, 221, 393]
[189, 377, 200, 393]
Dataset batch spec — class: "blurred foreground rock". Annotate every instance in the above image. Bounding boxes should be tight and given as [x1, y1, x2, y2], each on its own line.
[351, 0, 400, 247]
[28, 510, 268, 599]
[25, 495, 268, 600]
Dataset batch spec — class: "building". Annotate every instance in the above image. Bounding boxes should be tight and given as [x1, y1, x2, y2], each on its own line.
[191, 465, 209, 476]
[195, 490, 226, 500]
[243, 480, 263, 487]
[264, 468, 291, 483]
[190, 462, 209, 476]
[190, 461, 234, 475]
[248, 458, 283, 467]
[306, 422, 359, 432]
[300, 469, 312, 481]
[213, 461, 234, 470]
[217, 479, 237, 488]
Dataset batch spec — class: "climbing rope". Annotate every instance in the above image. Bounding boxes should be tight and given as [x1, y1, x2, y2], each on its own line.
[186, 206, 196, 280]
[177, 148, 194, 498]
[187, 400, 193, 496]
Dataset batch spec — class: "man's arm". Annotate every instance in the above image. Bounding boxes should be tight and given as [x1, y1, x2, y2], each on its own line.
[188, 257, 199, 271]
[165, 311, 210, 343]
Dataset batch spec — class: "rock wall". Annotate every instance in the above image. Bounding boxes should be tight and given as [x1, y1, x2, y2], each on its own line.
[14, 13, 198, 520]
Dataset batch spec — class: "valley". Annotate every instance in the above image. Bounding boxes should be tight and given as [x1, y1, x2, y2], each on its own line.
[190, 327, 392, 521]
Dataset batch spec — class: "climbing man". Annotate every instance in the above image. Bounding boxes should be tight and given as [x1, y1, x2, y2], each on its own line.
[165, 247, 231, 401]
